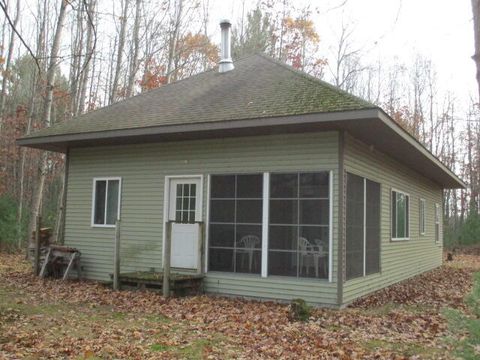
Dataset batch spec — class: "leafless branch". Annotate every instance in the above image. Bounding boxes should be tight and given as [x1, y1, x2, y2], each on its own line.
[0, 0, 41, 73]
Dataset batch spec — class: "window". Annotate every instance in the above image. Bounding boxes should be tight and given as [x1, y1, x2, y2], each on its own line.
[435, 203, 441, 243]
[268, 172, 330, 279]
[175, 183, 197, 223]
[346, 173, 380, 280]
[419, 199, 426, 235]
[208, 174, 263, 274]
[391, 190, 409, 240]
[92, 178, 121, 226]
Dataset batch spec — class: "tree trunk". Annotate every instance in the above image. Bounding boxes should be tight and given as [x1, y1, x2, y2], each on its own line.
[472, 0, 480, 104]
[69, 2, 84, 117]
[110, 0, 129, 104]
[30, 0, 68, 244]
[126, 0, 141, 98]
[0, 0, 20, 129]
[17, 72, 37, 247]
[78, 0, 96, 114]
[166, 0, 183, 84]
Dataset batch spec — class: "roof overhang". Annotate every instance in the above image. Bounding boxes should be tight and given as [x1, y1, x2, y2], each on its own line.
[16, 108, 465, 189]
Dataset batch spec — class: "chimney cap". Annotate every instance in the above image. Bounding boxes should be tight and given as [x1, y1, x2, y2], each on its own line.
[219, 19, 232, 27]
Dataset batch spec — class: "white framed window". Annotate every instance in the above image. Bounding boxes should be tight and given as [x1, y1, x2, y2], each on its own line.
[435, 203, 441, 243]
[391, 189, 409, 240]
[91, 177, 122, 227]
[419, 198, 426, 235]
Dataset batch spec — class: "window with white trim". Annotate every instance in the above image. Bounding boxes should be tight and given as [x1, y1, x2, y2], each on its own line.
[419, 198, 426, 235]
[435, 203, 441, 243]
[92, 178, 121, 226]
[391, 190, 409, 240]
[175, 183, 197, 223]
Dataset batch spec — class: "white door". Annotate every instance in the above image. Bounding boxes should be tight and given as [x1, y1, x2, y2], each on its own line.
[167, 177, 202, 269]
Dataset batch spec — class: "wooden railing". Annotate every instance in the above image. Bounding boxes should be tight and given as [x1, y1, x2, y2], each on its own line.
[111, 219, 204, 296]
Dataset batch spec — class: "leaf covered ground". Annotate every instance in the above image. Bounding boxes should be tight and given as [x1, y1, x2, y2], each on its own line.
[0, 252, 479, 359]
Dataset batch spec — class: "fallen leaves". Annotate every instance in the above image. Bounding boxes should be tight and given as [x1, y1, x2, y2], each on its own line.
[0, 252, 478, 359]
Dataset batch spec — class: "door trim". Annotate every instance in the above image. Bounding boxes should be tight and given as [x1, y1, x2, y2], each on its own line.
[162, 175, 204, 267]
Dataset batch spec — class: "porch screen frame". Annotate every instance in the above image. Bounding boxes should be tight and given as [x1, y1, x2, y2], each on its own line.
[206, 170, 333, 282]
[345, 172, 381, 281]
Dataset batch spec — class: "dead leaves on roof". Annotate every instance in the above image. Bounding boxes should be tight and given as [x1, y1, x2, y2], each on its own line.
[0, 252, 478, 359]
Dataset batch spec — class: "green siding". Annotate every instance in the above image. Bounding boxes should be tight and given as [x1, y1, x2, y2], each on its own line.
[342, 133, 443, 305]
[65, 132, 339, 306]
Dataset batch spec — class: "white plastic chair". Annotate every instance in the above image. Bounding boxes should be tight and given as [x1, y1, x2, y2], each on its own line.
[236, 235, 260, 272]
[313, 238, 328, 278]
[298, 237, 315, 276]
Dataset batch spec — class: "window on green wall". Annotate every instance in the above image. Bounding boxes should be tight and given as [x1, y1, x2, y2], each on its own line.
[92, 178, 121, 227]
[419, 198, 426, 235]
[391, 190, 409, 240]
[435, 203, 441, 243]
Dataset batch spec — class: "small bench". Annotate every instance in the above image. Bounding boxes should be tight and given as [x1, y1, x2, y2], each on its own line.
[39, 245, 82, 280]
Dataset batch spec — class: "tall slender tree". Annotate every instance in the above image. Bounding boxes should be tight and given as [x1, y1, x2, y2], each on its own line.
[30, 0, 69, 243]
[110, 0, 129, 103]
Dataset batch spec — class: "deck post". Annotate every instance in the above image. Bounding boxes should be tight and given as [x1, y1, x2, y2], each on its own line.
[33, 215, 41, 276]
[113, 219, 121, 290]
[163, 221, 172, 297]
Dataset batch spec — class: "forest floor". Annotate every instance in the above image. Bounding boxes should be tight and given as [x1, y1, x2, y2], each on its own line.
[1, 250, 480, 359]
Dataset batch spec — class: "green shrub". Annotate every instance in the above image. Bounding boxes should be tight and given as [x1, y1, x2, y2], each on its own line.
[457, 213, 480, 246]
[444, 212, 480, 248]
[288, 298, 312, 322]
[0, 195, 19, 250]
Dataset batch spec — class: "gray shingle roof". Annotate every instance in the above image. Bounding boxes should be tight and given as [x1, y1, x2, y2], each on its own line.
[24, 54, 376, 139]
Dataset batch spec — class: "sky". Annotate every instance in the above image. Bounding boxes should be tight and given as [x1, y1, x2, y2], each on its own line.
[209, 0, 477, 112]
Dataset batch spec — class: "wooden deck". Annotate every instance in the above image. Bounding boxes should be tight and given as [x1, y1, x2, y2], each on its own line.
[113, 271, 204, 296]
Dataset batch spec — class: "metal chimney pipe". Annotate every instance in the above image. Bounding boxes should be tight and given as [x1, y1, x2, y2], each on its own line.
[219, 19, 234, 73]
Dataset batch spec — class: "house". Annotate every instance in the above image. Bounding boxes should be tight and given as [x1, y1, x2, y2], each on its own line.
[18, 20, 464, 307]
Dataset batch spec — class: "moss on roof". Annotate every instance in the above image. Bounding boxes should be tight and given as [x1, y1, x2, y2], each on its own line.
[25, 53, 376, 139]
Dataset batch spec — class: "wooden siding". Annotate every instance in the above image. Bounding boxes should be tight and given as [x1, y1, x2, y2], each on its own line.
[342, 133, 443, 305]
[65, 132, 339, 306]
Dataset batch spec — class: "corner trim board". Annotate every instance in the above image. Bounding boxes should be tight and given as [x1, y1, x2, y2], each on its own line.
[337, 130, 345, 306]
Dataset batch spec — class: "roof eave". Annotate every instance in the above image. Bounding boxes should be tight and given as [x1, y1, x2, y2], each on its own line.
[375, 108, 466, 189]
[16, 107, 465, 189]
[17, 108, 379, 148]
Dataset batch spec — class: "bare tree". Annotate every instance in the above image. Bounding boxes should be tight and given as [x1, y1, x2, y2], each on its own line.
[0, 0, 20, 126]
[77, 0, 97, 114]
[126, 0, 141, 98]
[166, 0, 183, 84]
[110, 0, 129, 103]
[30, 0, 69, 242]
[472, 0, 480, 104]
[328, 22, 365, 91]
